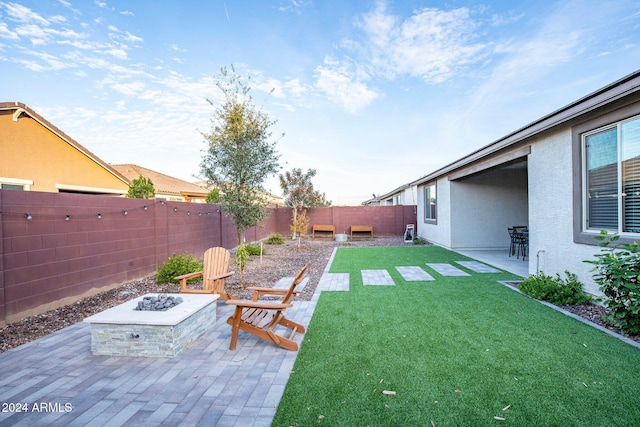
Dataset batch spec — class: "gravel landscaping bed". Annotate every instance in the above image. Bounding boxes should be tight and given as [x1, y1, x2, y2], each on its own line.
[1, 236, 637, 352]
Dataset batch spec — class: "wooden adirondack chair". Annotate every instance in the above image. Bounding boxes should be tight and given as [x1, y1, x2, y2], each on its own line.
[226, 265, 308, 351]
[174, 247, 234, 300]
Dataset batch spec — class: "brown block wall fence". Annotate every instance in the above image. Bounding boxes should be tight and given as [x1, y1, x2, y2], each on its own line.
[0, 189, 415, 325]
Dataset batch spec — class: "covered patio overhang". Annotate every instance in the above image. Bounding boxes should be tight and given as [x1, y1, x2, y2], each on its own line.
[448, 146, 530, 252]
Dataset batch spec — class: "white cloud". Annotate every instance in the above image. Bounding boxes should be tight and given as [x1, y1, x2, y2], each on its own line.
[168, 44, 186, 52]
[278, 0, 312, 13]
[122, 31, 142, 43]
[314, 58, 379, 114]
[312, 2, 490, 113]
[3, 2, 49, 25]
[15, 24, 49, 43]
[284, 78, 306, 97]
[354, 3, 489, 83]
[0, 22, 19, 40]
[105, 47, 127, 59]
[108, 80, 145, 96]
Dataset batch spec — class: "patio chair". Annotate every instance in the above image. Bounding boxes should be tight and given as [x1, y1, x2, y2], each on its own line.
[508, 227, 528, 260]
[508, 228, 518, 257]
[174, 247, 234, 300]
[225, 265, 308, 351]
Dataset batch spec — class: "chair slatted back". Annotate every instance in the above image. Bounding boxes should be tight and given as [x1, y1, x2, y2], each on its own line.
[203, 247, 231, 293]
[282, 265, 308, 305]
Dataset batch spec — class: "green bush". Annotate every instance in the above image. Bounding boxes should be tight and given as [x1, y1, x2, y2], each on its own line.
[585, 230, 640, 335]
[245, 242, 265, 256]
[413, 237, 428, 245]
[519, 271, 592, 306]
[265, 233, 285, 245]
[156, 252, 203, 284]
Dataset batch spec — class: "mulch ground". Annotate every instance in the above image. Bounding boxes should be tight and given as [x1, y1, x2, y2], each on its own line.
[1, 236, 637, 352]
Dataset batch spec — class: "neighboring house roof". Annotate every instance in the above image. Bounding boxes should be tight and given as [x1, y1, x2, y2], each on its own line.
[379, 184, 410, 201]
[409, 70, 640, 187]
[0, 101, 130, 190]
[193, 180, 285, 206]
[112, 164, 208, 199]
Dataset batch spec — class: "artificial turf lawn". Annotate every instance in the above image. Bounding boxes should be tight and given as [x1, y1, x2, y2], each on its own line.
[272, 245, 640, 426]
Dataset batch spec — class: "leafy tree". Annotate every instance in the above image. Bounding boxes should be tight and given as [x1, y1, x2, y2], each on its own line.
[234, 244, 249, 286]
[127, 175, 155, 199]
[206, 188, 220, 204]
[201, 66, 281, 244]
[279, 168, 331, 237]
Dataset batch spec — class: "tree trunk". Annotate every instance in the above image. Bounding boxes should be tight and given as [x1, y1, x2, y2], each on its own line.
[291, 207, 298, 239]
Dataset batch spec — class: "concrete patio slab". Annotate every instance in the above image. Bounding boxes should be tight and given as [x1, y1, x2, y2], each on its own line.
[361, 269, 395, 286]
[455, 261, 501, 273]
[426, 263, 471, 276]
[395, 266, 435, 281]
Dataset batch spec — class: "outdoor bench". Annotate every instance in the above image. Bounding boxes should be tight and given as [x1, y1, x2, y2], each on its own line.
[351, 225, 374, 239]
[312, 224, 335, 239]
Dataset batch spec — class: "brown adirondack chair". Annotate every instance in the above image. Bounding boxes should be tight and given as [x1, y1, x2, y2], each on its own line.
[226, 265, 308, 351]
[174, 247, 234, 300]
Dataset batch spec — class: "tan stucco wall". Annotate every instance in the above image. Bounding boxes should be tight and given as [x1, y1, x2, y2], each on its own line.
[0, 111, 128, 193]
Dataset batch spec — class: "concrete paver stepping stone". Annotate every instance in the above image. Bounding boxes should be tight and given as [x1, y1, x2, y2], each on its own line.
[455, 261, 500, 273]
[362, 269, 395, 286]
[426, 263, 470, 276]
[317, 273, 350, 292]
[395, 266, 435, 281]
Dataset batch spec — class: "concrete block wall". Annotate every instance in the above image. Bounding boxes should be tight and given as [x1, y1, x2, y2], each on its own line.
[0, 190, 416, 325]
[0, 190, 232, 325]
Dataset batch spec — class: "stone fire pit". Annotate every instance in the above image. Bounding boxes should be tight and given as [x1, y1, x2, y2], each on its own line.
[84, 293, 218, 357]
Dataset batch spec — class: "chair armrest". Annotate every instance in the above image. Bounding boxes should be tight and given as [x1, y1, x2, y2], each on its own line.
[225, 300, 293, 310]
[174, 271, 203, 281]
[247, 286, 290, 295]
[247, 287, 300, 301]
[174, 271, 203, 292]
[210, 271, 234, 280]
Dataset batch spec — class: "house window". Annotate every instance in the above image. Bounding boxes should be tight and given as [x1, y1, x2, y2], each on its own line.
[1, 184, 24, 190]
[583, 114, 640, 233]
[424, 184, 436, 222]
[0, 178, 32, 191]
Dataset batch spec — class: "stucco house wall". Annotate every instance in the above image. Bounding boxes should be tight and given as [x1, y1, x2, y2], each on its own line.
[417, 177, 452, 248]
[404, 71, 640, 298]
[528, 127, 608, 295]
[450, 167, 528, 250]
[0, 103, 129, 195]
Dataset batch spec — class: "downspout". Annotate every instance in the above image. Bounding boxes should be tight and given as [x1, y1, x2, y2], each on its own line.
[536, 250, 545, 274]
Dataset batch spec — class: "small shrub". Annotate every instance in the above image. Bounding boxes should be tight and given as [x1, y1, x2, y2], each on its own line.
[290, 209, 310, 237]
[156, 253, 203, 284]
[235, 244, 249, 286]
[413, 237, 429, 245]
[245, 242, 265, 256]
[519, 271, 592, 306]
[265, 233, 285, 245]
[585, 230, 640, 335]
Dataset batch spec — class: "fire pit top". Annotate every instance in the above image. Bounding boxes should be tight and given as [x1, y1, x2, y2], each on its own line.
[84, 293, 219, 326]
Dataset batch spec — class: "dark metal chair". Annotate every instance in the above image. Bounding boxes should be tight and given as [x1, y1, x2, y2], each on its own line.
[508, 227, 528, 260]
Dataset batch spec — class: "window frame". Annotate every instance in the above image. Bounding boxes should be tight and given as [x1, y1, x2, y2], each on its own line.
[573, 100, 640, 245]
[423, 182, 437, 224]
[0, 177, 32, 191]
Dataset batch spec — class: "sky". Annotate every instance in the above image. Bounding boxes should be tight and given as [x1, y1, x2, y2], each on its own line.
[1, 1, 639, 205]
